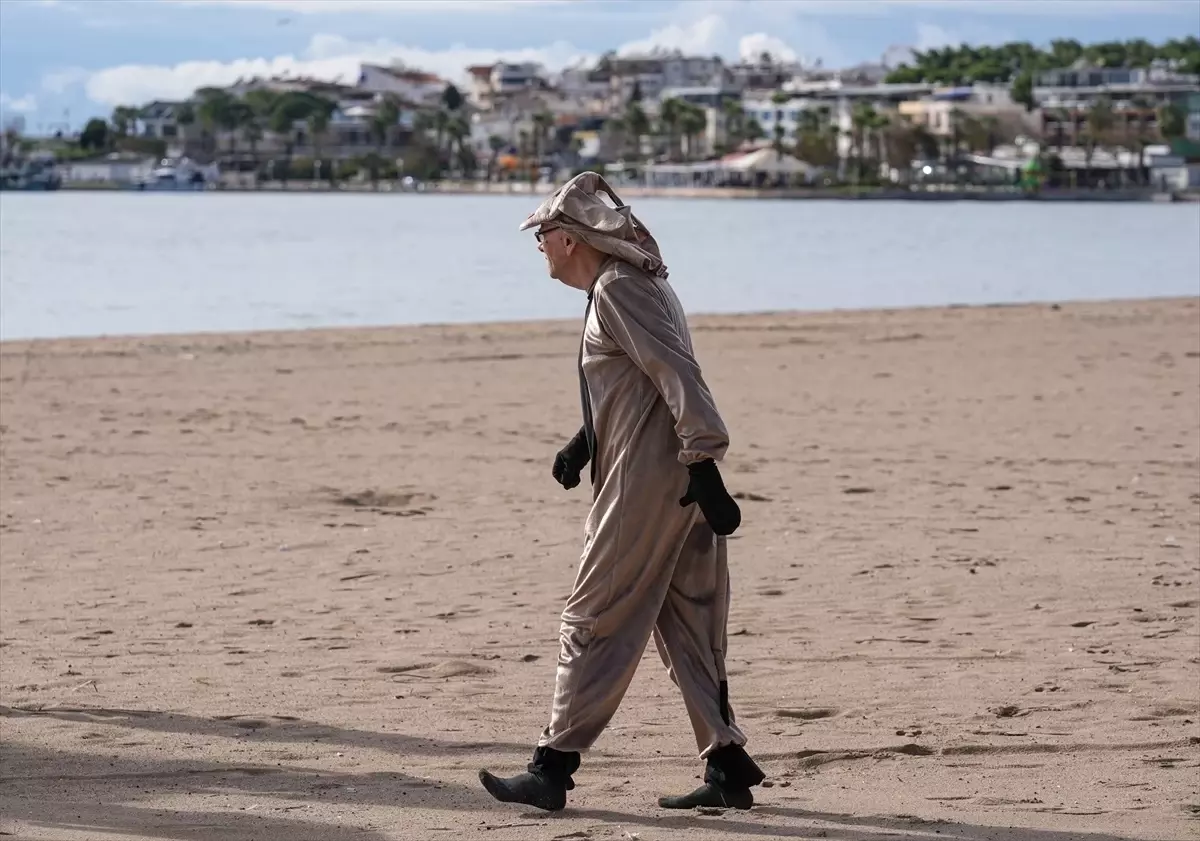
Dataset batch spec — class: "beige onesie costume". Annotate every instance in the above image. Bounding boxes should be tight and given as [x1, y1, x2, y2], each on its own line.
[478, 173, 765, 812]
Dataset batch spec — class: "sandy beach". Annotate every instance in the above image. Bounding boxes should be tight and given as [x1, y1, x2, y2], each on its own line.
[1, 297, 1197, 841]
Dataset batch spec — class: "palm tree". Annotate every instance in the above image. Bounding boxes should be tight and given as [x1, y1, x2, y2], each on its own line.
[1158, 102, 1186, 143]
[794, 107, 837, 169]
[1050, 106, 1070, 151]
[1084, 96, 1115, 180]
[367, 95, 400, 189]
[433, 109, 449, 161]
[884, 115, 920, 176]
[624, 102, 649, 161]
[242, 89, 279, 183]
[721, 98, 746, 152]
[486, 134, 506, 182]
[193, 93, 222, 156]
[533, 111, 556, 165]
[770, 91, 791, 161]
[678, 103, 707, 161]
[441, 83, 464, 113]
[226, 100, 252, 181]
[518, 127, 531, 177]
[194, 88, 240, 158]
[745, 118, 764, 146]
[174, 102, 195, 149]
[980, 115, 1001, 155]
[850, 101, 877, 184]
[110, 105, 139, 139]
[659, 97, 684, 161]
[307, 100, 334, 187]
[946, 106, 966, 165]
[959, 114, 990, 154]
[242, 121, 262, 186]
[445, 114, 470, 176]
[871, 111, 891, 177]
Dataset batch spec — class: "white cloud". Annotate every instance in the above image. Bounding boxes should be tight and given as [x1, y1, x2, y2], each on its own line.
[81, 34, 595, 106]
[160, 0, 1188, 15]
[77, 3, 866, 108]
[0, 92, 39, 113]
[161, 0, 566, 13]
[59, 0, 1167, 112]
[617, 14, 725, 56]
[894, 0, 1185, 15]
[615, 3, 849, 67]
[738, 0, 1187, 14]
[738, 33, 799, 64]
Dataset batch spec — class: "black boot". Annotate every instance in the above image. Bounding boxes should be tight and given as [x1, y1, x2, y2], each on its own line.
[479, 745, 581, 812]
[658, 743, 766, 810]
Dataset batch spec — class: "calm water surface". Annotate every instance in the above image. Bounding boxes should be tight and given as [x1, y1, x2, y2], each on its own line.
[1, 192, 1197, 340]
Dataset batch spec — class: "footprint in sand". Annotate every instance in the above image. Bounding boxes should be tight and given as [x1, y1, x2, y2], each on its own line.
[325, 487, 437, 517]
[776, 707, 838, 721]
[377, 660, 497, 679]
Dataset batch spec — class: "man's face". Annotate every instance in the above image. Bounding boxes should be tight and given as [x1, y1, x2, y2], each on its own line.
[536, 223, 570, 281]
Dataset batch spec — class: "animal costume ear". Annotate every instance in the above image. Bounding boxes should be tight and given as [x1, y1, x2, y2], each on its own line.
[518, 170, 669, 279]
[519, 170, 625, 232]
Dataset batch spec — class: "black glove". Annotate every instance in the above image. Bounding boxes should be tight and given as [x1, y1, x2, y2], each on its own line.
[552, 426, 590, 490]
[679, 458, 741, 536]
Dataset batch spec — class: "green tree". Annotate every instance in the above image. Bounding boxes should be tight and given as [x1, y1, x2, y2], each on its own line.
[659, 97, 684, 161]
[886, 36, 1200, 84]
[744, 117, 764, 145]
[367, 95, 401, 188]
[445, 113, 471, 175]
[721, 98, 746, 152]
[195, 88, 240, 157]
[794, 107, 838, 169]
[678, 102, 707, 161]
[174, 102, 196, 151]
[1084, 96, 1115, 169]
[770, 91, 791, 161]
[1158, 103, 1187, 142]
[110, 106, 139, 137]
[849, 101, 881, 183]
[441, 83, 464, 113]
[79, 118, 109, 152]
[1010, 70, 1035, 112]
[486, 133, 506, 181]
[306, 98, 335, 186]
[623, 102, 650, 160]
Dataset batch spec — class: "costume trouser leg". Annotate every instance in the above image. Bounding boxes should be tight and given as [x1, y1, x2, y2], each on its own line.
[537, 515, 745, 756]
[652, 526, 747, 759]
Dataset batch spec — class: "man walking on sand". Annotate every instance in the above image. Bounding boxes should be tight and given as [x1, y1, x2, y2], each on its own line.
[478, 172, 766, 812]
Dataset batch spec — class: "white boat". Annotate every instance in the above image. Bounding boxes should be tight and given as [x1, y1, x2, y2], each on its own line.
[134, 157, 216, 190]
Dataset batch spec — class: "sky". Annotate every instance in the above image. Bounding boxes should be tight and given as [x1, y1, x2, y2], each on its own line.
[1, 0, 1197, 132]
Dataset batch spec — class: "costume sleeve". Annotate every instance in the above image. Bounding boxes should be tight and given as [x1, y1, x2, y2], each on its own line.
[592, 276, 729, 464]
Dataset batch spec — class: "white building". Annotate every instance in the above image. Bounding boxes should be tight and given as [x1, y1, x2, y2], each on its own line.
[606, 51, 727, 108]
[138, 101, 186, 141]
[557, 62, 611, 113]
[743, 95, 814, 136]
[898, 85, 1035, 138]
[60, 153, 159, 185]
[466, 62, 549, 109]
[356, 64, 447, 106]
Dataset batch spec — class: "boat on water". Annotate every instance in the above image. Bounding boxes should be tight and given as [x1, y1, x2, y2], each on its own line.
[131, 157, 217, 191]
[0, 153, 62, 191]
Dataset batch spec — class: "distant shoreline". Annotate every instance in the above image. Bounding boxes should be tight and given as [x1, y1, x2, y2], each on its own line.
[4, 295, 1197, 346]
[41, 180, 1200, 203]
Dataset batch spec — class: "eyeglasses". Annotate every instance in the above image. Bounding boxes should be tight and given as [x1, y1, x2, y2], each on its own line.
[534, 225, 560, 243]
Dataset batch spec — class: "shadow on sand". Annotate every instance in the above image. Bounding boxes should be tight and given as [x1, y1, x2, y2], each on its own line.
[0, 705, 1159, 841]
